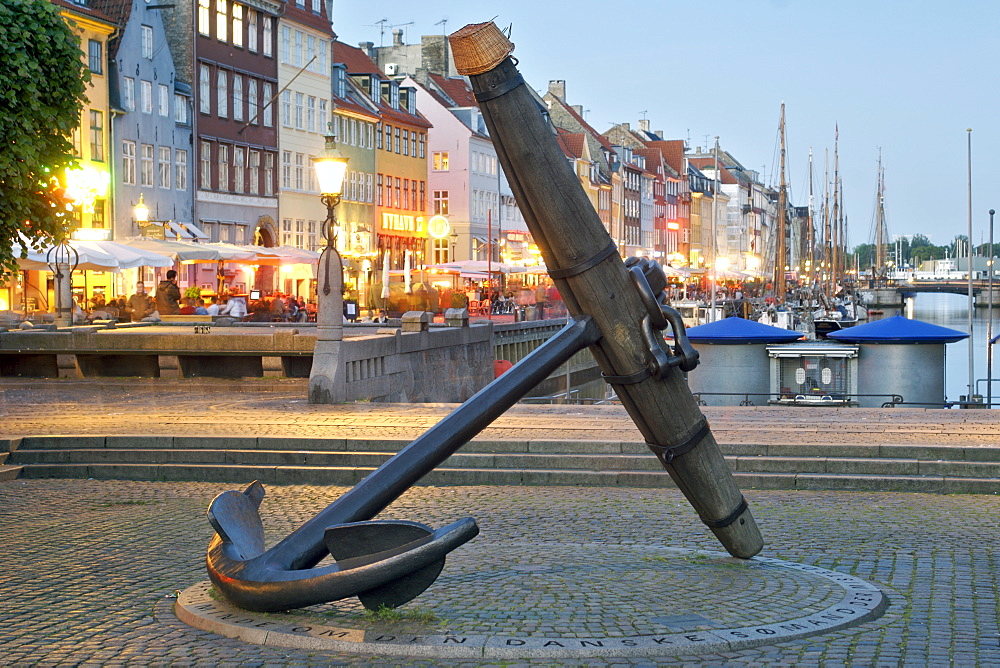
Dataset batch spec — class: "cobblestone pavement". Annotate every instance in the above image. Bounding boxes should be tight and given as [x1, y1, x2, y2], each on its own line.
[3, 378, 1000, 446]
[2, 479, 1000, 665]
[2, 380, 1000, 665]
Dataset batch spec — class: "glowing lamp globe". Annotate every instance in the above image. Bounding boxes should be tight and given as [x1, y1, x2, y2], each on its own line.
[313, 135, 349, 197]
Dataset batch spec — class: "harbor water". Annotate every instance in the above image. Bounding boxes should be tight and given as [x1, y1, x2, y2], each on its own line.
[890, 292, 999, 406]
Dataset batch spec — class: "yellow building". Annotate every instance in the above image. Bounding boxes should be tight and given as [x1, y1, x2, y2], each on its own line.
[48, 0, 117, 305]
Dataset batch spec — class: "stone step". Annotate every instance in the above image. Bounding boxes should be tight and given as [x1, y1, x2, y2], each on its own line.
[12, 448, 1000, 481]
[13, 461, 1000, 494]
[12, 436, 1000, 463]
[0, 465, 22, 481]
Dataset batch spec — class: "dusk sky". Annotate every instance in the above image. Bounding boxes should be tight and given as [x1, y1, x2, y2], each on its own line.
[333, 1, 1000, 250]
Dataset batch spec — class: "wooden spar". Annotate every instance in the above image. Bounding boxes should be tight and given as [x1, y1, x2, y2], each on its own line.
[449, 22, 763, 559]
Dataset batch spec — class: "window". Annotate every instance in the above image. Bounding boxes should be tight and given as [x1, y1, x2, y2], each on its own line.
[377, 174, 383, 206]
[411, 180, 417, 211]
[318, 99, 327, 134]
[247, 10, 257, 52]
[376, 122, 382, 149]
[402, 178, 409, 209]
[383, 124, 391, 151]
[88, 40, 102, 74]
[217, 70, 228, 118]
[123, 77, 135, 111]
[294, 30, 302, 67]
[141, 80, 152, 114]
[92, 199, 106, 228]
[433, 190, 449, 216]
[174, 93, 188, 124]
[199, 65, 211, 113]
[394, 127, 400, 153]
[200, 141, 211, 188]
[394, 177, 401, 208]
[264, 153, 274, 195]
[281, 218, 292, 246]
[294, 153, 303, 190]
[295, 219, 304, 247]
[418, 133, 425, 159]
[311, 0, 320, 12]
[247, 79, 258, 124]
[175, 149, 188, 190]
[294, 93, 303, 129]
[282, 151, 291, 189]
[318, 38, 327, 76]
[234, 147, 245, 193]
[262, 83, 273, 126]
[281, 26, 290, 63]
[382, 173, 391, 206]
[158, 146, 171, 189]
[141, 25, 153, 59]
[248, 150, 259, 194]
[140, 144, 154, 186]
[306, 35, 315, 71]
[433, 152, 448, 171]
[262, 16, 272, 56]
[281, 90, 291, 127]
[306, 96, 315, 132]
[89, 110, 104, 161]
[232, 4, 243, 48]
[122, 141, 136, 185]
[216, 0, 227, 42]
[158, 84, 170, 117]
[218, 144, 229, 190]
[402, 129, 409, 156]
[232, 75, 243, 121]
[198, 0, 210, 34]
[367, 173, 373, 204]
[419, 181, 425, 211]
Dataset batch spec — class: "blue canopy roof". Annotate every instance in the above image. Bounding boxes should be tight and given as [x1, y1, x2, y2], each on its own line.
[826, 316, 968, 343]
[684, 316, 804, 344]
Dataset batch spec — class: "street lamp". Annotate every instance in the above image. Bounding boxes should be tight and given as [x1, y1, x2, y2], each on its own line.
[133, 194, 149, 224]
[312, 131, 350, 298]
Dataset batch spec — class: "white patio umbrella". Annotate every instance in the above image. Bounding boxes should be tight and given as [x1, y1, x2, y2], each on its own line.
[381, 250, 390, 300]
[119, 237, 224, 263]
[403, 250, 412, 294]
[74, 240, 173, 269]
[13, 241, 120, 271]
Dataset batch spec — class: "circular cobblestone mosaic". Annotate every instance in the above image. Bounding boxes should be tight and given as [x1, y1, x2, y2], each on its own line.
[176, 544, 886, 659]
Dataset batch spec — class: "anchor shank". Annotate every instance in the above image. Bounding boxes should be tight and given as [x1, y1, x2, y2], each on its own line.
[270, 316, 600, 569]
[451, 27, 763, 558]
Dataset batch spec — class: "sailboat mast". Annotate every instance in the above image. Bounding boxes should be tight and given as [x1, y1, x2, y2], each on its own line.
[808, 148, 815, 288]
[776, 103, 787, 301]
[823, 150, 830, 297]
[875, 150, 886, 277]
[832, 126, 840, 295]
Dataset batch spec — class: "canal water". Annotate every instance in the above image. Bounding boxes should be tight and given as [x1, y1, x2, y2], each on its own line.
[890, 292, 999, 406]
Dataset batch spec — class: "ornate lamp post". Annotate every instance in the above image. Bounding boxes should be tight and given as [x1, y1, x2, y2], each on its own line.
[309, 130, 350, 403]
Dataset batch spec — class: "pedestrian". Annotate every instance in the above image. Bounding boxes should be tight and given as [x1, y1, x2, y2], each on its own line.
[193, 299, 209, 315]
[205, 296, 220, 316]
[126, 282, 152, 322]
[155, 270, 181, 315]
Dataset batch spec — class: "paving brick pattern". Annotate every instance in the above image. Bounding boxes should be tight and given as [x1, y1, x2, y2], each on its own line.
[2, 380, 1000, 664]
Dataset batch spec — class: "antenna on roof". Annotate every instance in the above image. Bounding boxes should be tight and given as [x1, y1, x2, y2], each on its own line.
[639, 110, 648, 121]
[365, 18, 414, 47]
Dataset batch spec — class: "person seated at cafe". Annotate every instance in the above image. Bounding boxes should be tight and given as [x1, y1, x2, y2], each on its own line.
[219, 296, 248, 319]
[269, 293, 287, 321]
[178, 297, 196, 315]
[193, 299, 209, 316]
[373, 309, 389, 324]
[126, 283, 152, 322]
[205, 296, 220, 316]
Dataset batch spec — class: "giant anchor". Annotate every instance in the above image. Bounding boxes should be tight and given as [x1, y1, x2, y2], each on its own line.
[206, 21, 763, 613]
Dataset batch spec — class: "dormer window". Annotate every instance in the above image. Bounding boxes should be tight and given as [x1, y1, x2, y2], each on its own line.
[332, 64, 346, 99]
[389, 81, 399, 110]
[369, 77, 380, 103]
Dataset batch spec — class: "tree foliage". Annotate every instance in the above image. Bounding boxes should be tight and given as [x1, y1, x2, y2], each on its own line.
[0, 0, 88, 278]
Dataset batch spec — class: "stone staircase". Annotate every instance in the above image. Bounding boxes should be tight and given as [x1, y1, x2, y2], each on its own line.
[3, 435, 999, 494]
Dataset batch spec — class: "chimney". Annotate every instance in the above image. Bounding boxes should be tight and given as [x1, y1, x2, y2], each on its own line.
[358, 41, 375, 58]
[638, 119, 650, 132]
[571, 104, 584, 117]
[392, 28, 404, 47]
[621, 122, 630, 131]
[655, 130, 664, 139]
[548, 79, 566, 100]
